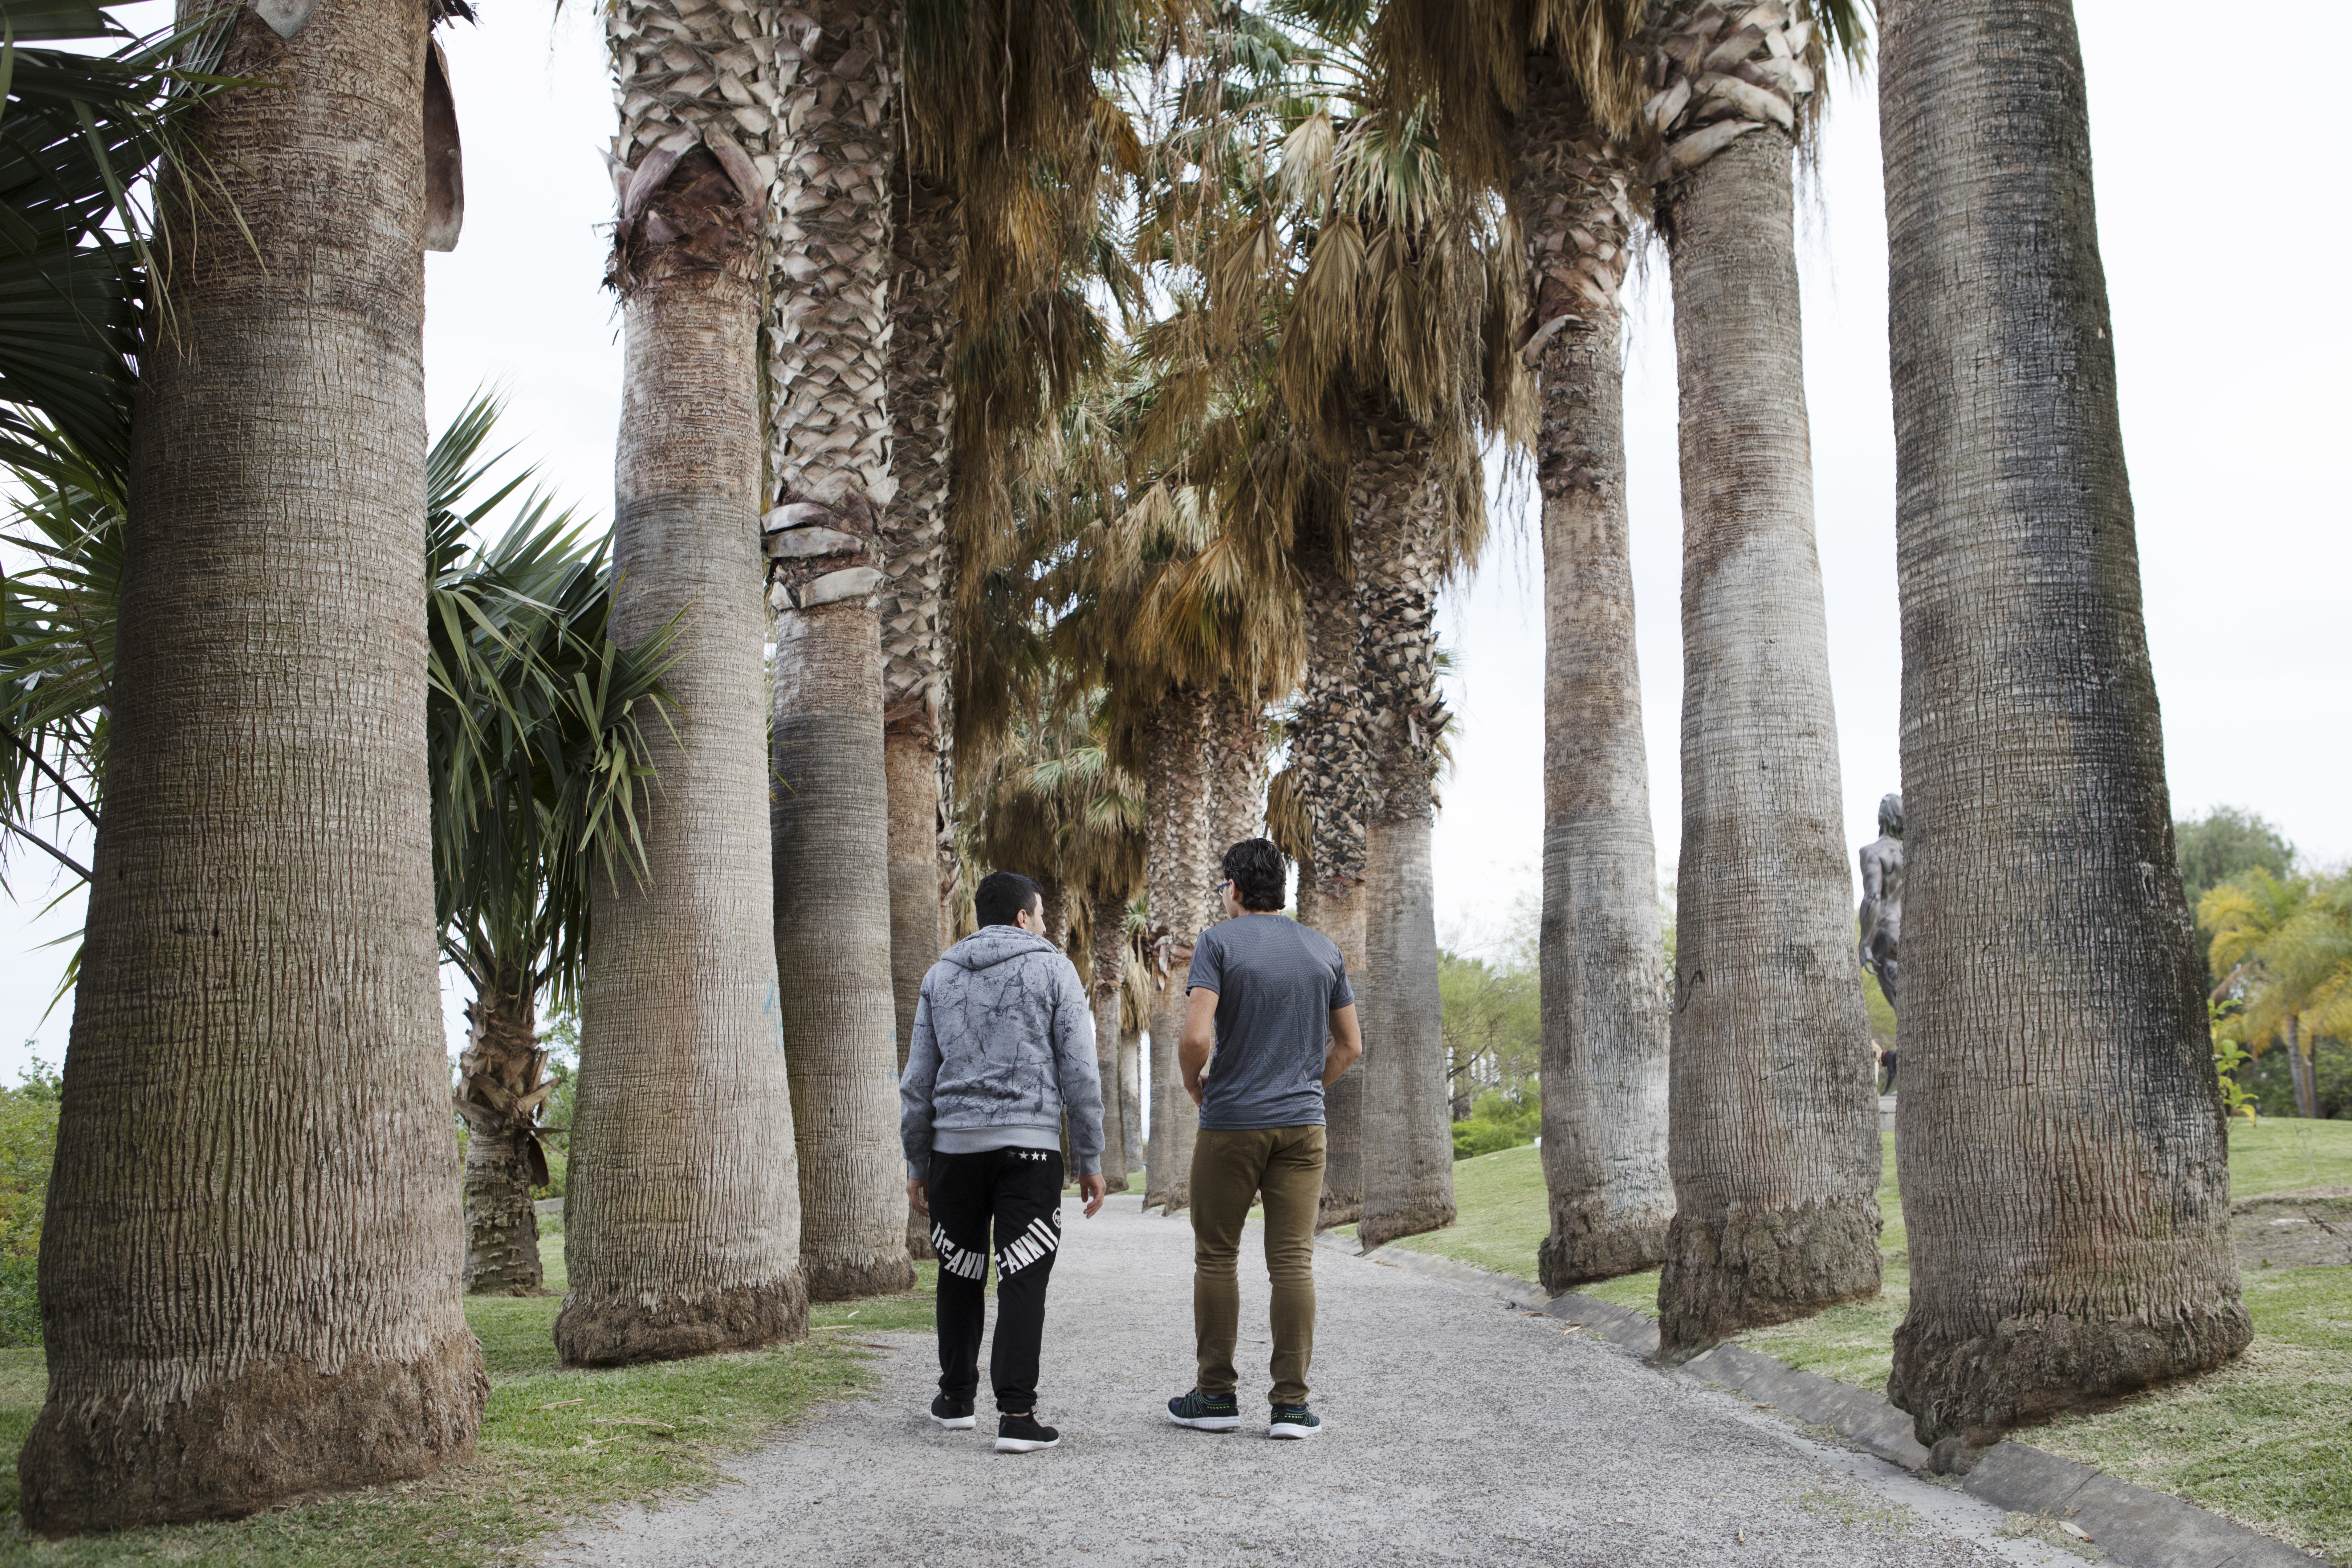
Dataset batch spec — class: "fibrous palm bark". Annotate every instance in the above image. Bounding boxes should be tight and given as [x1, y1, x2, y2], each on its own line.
[1120, 955, 1148, 1176]
[1877, 0, 2248, 1448]
[1514, 62, 1672, 1291]
[1142, 693, 1216, 1212]
[883, 167, 960, 1084]
[1282, 533, 1374, 1229]
[764, 0, 914, 1302]
[1087, 891, 1131, 1188]
[1204, 684, 1270, 853]
[458, 978, 550, 1295]
[557, 0, 809, 1368]
[1645, 0, 1880, 1359]
[19, 0, 487, 1529]
[1353, 440, 1457, 1250]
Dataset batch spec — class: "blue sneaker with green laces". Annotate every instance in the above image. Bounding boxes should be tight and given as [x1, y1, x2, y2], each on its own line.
[1268, 1404, 1321, 1439]
[1166, 1387, 1241, 1431]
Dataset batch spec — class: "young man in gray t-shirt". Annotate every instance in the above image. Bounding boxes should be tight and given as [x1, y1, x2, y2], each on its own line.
[1165, 838, 1362, 1439]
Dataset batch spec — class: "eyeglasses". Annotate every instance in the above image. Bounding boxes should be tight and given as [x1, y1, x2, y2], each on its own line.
[1211, 878, 1232, 893]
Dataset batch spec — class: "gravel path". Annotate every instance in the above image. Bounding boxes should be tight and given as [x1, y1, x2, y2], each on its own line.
[539, 1195, 2072, 1568]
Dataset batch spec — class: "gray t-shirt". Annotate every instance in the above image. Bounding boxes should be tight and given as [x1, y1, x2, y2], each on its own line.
[1185, 913, 1355, 1131]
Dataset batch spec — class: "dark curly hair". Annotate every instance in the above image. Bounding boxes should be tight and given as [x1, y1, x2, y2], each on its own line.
[1221, 838, 1288, 913]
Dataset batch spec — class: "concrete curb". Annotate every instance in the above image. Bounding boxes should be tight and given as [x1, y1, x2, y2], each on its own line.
[1330, 1239, 2329, 1568]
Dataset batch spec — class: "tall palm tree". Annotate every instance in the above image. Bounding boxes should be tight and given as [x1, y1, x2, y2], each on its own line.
[1120, 915, 1152, 1176]
[1068, 472, 1299, 1213]
[558, 0, 810, 1364]
[882, 3, 1151, 1052]
[1139, 688, 1218, 1210]
[1370, 0, 1674, 1288]
[1138, 14, 1525, 1242]
[761, 0, 915, 1304]
[1352, 442, 1460, 1249]
[1269, 506, 1374, 1229]
[1880, 0, 2253, 1447]
[15, 0, 486, 1530]
[1519, 108, 1673, 1290]
[1038, 727, 1148, 1190]
[425, 402, 675, 1296]
[1637, 0, 1882, 1360]
[879, 163, 960, 1104]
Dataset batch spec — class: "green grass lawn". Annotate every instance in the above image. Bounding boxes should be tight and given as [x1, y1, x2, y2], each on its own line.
[0, 1237, 936, 1566]
[1391, 1117, 2352, 1561]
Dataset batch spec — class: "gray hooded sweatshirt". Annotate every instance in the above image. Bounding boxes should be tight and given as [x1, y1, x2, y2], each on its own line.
[899, 924, 1104, 1180]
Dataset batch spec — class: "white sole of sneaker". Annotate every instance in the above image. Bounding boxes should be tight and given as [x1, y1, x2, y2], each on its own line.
[1168, 1413, 1241, 1431]
[994, 1435, 1060, 1452]
[929, 1413, 976, 1430]
[1267, 1421, 1319, 1439]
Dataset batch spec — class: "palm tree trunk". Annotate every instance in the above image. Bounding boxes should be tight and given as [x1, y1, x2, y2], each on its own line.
[883, 167, 959, 1104]
[1879, 0, 2250, 1448]
[1646, 4, 1880, 1360]
[1089, 891, 1131, 1189]
[459, 975, 546, 1295]
[1041, 877, 1073, 949]
[1354, 442, 1456, 1250]
[1285, 541, 1373, 1229]
[1204, 684, 1269, 852]
[560, 0, 809, 1362]
[1513, 66, 1672, 1291]
[1120, 1018, 1146, 1177]
[1298, 874, 1368, 1230]
[1143, 692, 1215, 1212]
[19, 1, 486, 1528]
[773, 610, 917, 1298]
[885, 725, 939, 1260]
[764, 0, 913, 1303]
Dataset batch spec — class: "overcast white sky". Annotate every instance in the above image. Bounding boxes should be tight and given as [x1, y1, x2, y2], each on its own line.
[4, 3, 2346, 1071]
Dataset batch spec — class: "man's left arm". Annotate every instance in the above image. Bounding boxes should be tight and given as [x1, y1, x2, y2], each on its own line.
[1051, 961, 1108, 1217]
[1179, 985, 1219, 1107]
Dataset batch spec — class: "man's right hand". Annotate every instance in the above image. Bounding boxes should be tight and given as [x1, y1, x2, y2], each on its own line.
[906, 1177, 928, 1217]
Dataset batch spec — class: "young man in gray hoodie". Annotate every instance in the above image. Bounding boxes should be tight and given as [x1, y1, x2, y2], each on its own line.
[901, 869, 1107, 1453]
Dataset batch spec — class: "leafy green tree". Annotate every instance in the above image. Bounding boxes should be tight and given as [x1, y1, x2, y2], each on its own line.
[1439, 950, 1539, 1107]
[2176, 806, 2295, 928]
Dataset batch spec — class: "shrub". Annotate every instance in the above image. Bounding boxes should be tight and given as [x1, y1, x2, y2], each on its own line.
[0, 1056, 64, 1347]
[1452, 1088, 1540, 1161]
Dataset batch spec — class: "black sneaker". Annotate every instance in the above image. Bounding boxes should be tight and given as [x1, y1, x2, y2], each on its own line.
[1166, 1387, 1241, 1431]
[1268, 1403, 1321, 1439]
[994, 1411, 1060, 1453]
[928, 1394, 976, 1430]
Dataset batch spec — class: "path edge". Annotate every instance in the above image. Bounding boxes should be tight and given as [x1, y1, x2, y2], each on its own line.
[1318, 1235, 2331, 1568]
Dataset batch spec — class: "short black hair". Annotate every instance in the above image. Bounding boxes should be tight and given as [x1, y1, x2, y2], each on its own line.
[975, 869, 1045, 929]
[1222, 838, 1287, 913]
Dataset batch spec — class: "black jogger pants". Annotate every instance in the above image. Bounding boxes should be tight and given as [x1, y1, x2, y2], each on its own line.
[928, 1145, 1063, 1413]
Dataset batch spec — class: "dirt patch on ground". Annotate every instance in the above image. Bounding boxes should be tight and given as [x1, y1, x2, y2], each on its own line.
[2233, 1188, 2352, 1270]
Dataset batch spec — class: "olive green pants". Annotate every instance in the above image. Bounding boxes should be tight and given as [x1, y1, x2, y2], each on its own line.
[1190, 1124, 1326, 1407]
